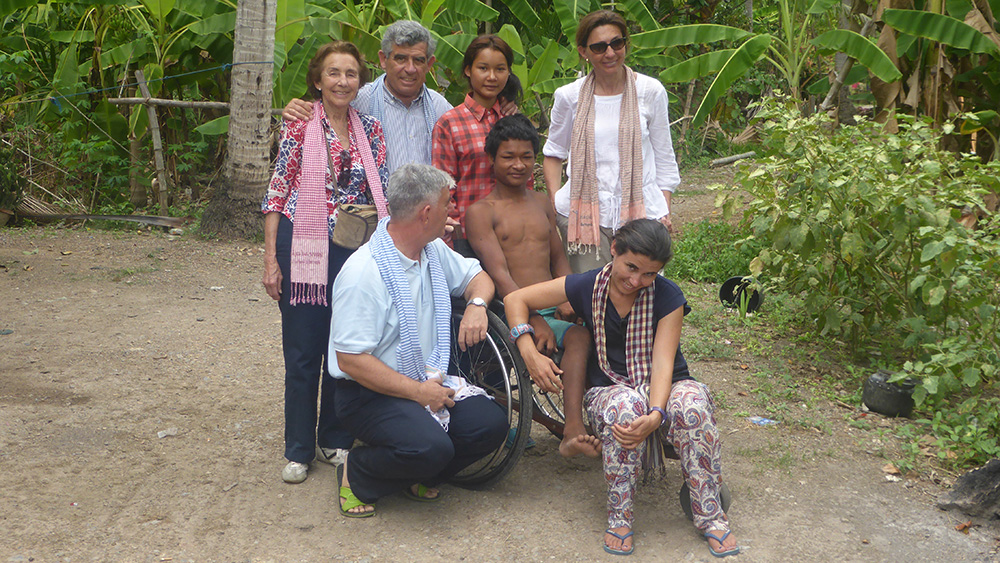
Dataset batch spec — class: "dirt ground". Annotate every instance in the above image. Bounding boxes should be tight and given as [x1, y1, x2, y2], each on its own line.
[2, 171, 999, 562]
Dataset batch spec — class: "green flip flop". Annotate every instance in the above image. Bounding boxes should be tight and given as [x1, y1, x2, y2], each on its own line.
[402, 483, 442, 503]
[337, 464, 375, 518]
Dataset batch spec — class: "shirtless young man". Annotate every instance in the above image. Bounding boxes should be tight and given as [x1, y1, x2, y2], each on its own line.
[465, 114, 600, 458]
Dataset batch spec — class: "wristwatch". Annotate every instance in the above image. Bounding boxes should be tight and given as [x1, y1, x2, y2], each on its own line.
[649, 406, 667, 426]
[467, 297, 488, 309]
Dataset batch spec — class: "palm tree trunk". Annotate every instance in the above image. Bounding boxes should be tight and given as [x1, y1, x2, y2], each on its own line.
[200, 0, 276, 239]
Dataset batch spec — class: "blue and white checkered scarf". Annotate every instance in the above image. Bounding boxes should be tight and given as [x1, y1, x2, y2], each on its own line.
[369, 217, 485, 429]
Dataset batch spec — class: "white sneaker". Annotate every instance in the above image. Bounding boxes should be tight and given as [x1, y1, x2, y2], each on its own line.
[282, 461, 308, 483]
[316, 446, 348, 466]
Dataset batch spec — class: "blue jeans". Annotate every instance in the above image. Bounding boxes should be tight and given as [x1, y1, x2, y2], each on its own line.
[276, 215, 354, 463]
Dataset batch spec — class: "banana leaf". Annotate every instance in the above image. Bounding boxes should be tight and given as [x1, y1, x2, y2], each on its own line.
[811, 30, 903, 82]
[0, 0, 36, 17]
[632, 25, 752, 50]
[659, 50, 735, 83]
[276, 0, 305, 51]
[882, 9, 999, 55]
[502, 0, 541, 28]
[692, 34, 771, 129]
[619, 0, 659, 32]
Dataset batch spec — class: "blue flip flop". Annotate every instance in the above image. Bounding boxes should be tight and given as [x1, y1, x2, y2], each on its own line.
[603, 529, 634, 556]
[705, 530, 740, 558]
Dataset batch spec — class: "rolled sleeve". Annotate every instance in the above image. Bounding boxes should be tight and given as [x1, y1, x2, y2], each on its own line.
[645, 79, 681, 193]
[542, 84, 577, 160]
[431, 239, 483, 296]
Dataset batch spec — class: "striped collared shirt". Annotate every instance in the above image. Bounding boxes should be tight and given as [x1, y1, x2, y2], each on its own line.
[352, 80, 453, 174]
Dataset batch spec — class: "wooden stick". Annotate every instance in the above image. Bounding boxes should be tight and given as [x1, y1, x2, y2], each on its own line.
[109, 97, 286, 116]
[108, 97, 231, 109]
[135, 71, 170, 216]
[710, 151, 757, 167]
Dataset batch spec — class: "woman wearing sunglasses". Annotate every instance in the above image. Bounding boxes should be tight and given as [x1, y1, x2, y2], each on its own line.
[261, 41, 388, 490]
[543, 10, 681, 274]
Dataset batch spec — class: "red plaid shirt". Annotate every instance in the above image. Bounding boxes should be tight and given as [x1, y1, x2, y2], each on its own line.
[432, 94, 531, 238]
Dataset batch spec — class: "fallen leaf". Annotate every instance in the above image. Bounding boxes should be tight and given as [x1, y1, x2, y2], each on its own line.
[739, 364, 749, 370]
[955, 521, 972, 534]
[23, 265, 32, 271]
[738, 391, 749, 397]
[882, 463, 901, 475]
[861, 539, 870, 544]
[61, 250, 72, 255]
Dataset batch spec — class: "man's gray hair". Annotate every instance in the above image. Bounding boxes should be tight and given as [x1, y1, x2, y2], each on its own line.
[387, 163, 454, 219]
[381, 20, 436, 57]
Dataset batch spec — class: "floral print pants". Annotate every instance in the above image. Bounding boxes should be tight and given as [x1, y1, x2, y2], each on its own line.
[584, 380, 729, 534]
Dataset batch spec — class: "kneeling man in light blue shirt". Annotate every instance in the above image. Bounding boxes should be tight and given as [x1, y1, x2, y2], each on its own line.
[329, 163, 506, 517]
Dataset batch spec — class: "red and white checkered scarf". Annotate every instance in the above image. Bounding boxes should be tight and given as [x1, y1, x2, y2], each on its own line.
[591, 261, 666, 476]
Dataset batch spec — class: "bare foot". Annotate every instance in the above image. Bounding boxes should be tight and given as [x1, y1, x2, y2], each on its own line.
[604, 526, 633, 554]
[705, 529, 740, 557]
[409, 483, 440, 500]
[559, 433, 602, 458]
[339, 456, 374, 516]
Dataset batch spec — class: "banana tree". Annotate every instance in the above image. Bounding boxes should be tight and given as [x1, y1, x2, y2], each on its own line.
[877, 0, 1000, 157]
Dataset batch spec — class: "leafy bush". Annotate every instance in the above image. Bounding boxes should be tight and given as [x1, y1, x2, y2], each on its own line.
[669, 219, 764, 282]
[726, 96, 1000, 467]
[0, 146, 25, 210]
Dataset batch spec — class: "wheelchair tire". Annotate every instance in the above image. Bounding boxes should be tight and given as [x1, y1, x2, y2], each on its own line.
[679, 481, 733, 521]
[447, 303, 533, 489]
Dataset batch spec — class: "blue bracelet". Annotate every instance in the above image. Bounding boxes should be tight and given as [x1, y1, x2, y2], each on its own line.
[509, 323, 535, 343]
[649, 406, 667, 426]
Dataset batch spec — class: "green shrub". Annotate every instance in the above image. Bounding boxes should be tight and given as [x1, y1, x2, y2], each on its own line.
[0, 146, 24, 211]
[726, 96, 1000, 468]
[668, 219, 764, 282]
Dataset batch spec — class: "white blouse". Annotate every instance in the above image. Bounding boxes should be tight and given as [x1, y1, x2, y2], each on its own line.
[543, 72, 681, 229]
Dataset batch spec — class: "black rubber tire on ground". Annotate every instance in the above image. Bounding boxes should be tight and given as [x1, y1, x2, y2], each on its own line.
[679, 481, 733, 521]
[862, 370, 915, 418]
[447, 301, 533, 489]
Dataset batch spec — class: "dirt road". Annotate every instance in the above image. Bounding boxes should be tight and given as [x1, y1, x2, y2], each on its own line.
[2, 210, 998, 561]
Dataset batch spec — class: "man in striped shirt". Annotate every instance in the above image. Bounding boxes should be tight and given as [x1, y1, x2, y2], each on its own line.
[283, 21, 453, 174]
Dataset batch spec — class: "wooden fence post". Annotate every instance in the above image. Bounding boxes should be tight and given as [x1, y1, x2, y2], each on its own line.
[135, 70, 169, 215]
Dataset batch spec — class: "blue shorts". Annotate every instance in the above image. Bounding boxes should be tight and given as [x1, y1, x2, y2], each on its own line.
[536, 306, 575, 348]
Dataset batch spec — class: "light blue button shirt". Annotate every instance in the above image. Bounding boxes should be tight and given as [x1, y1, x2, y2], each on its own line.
[329, 238, 482, 379]
[352, 82, 453, 174]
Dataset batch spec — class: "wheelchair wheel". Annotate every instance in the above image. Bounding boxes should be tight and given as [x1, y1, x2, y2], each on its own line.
[447, 302, 533, 489]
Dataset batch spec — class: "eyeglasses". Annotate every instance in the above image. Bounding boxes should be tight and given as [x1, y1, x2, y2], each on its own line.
[588, 37, 627, 54]
[338, 150, 352, 190]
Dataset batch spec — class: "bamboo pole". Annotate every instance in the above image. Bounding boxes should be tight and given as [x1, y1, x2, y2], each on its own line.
[135, 71, 169, 215]
[109, 97, 232, 109]
[108, 97, 285, 116]
[710, 152, 757, 167]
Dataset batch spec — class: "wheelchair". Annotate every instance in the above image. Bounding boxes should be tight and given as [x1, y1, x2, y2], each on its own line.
[446, 297, 534, 489]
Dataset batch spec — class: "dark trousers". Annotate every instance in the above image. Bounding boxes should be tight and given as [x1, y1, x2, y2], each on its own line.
[334, 379, 508, 503]
[276, 215, 354, 463]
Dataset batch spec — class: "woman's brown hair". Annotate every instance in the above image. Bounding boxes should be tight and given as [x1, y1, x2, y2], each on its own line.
[575, 10, 629, 48]
[306, 41, 370, 100]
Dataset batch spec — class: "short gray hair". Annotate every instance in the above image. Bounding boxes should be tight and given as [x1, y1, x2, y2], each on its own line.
[381, 20, 436, 58]
[387, 164, 454, 219]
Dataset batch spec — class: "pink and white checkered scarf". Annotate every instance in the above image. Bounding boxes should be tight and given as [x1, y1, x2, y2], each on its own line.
[289, 104, 332, 306]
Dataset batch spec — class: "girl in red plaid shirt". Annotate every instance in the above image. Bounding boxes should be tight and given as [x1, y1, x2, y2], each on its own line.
[432, 35, 525, 251]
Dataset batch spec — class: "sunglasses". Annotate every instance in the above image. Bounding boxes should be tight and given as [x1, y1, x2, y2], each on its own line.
[588, 37, 627, 54]
[337, 150, 352, 190]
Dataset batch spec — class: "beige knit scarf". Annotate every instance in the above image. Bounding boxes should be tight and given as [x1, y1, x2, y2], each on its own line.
[566, 66, 644, 257]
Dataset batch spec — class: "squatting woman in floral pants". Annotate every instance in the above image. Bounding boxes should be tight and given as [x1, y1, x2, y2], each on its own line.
[505, 219, 739, 558]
